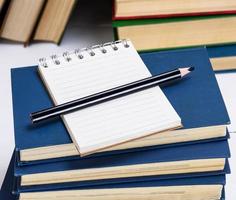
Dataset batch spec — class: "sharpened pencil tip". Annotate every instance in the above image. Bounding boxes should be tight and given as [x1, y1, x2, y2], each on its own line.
[188, 67, 195, 71]
[179, 67, 194, 77]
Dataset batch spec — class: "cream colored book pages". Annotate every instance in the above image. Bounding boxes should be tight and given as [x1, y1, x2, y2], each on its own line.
[21, 158, 225, 186]
[20, 124, 227, 161]
[117, 16, 236, 51]
[19, 185, 223, 200]
[33, 0, 76, 43]
[0, 0, 45, 42]
[115, 0, 236, 17]
[38, 40, 181, 155]
[210, 56, 236, 71]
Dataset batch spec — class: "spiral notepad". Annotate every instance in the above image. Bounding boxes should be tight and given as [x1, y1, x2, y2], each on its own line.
[38, 40, 181, 156]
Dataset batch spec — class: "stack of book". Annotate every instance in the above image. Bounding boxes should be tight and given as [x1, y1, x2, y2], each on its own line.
[0, 39, 231, 199]
[112, 0, 236, 71]
[0, 0, 76, 45]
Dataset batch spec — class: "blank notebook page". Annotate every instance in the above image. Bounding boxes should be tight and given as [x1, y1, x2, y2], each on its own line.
[38, 40, 181, 155]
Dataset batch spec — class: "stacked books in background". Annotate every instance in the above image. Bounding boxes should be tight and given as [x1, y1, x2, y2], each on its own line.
[0, 0, 5, 11]
[0, 0, 76, 45]
[0, 40, 231, 199]
[112, 0, 236, 71]
[0, 0, 7, 15]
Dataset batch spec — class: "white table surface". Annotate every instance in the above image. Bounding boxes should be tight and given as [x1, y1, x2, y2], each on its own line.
[0, 1, 235, 199]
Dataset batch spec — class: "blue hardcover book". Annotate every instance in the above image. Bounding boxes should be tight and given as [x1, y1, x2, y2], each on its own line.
[207, 44, 236, 72]
[0, 153, 16, 200]
[15, 175, 227, 199]
[15, 139, 230, 193]
[0, 152, 226, 200]
[12, 47, 230, 165]
[208, 44, 236, 58]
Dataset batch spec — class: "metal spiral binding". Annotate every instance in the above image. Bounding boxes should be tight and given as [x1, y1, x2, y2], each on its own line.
[62, 51, 72, 62]
[38, 58, 48, 68]
[38, 39, 130, 68]
[74, 48, 84, 59]
[50, 54, 60, 65]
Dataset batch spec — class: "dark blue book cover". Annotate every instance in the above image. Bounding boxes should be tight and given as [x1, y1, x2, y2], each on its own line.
[1, 152, 226, 199]
[15, 139, 230, 193]
[208, 44, 236, 58]
[12, 47, 230, 166]
[208, 44, 236, 72]
[0, 152, 16, 200]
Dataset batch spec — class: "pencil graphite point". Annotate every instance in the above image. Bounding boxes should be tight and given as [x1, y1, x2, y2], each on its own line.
[188, 67, 195, 71]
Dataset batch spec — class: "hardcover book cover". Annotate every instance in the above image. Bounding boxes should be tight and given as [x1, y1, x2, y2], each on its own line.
[15, 139, 230, 193]
[0, 153, 227, 199]
[12, 48, 230, 165]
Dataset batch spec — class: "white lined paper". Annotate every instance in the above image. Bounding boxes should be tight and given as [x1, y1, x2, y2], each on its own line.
[39, 40, 181, 155]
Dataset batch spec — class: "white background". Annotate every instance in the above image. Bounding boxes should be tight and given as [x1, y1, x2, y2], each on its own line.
[0, 1, 235, 199]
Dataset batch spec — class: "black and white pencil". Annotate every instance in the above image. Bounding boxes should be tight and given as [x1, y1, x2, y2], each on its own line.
[30, 67, 194, 123]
